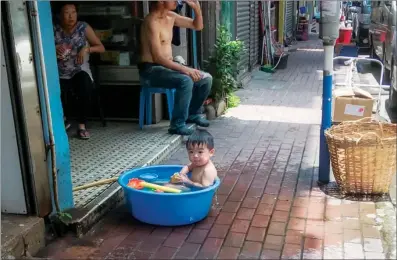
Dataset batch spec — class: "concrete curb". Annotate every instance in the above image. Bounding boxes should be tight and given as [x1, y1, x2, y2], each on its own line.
[1, 216, 45, 259]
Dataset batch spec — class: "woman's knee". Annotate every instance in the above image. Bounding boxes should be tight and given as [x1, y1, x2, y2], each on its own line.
[73, 71, 93, 95]
[73, 71, 93, 88]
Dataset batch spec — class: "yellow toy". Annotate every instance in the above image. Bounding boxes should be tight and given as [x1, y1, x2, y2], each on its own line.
[128, 178, 182, 193]
[170, 172, 182, 184]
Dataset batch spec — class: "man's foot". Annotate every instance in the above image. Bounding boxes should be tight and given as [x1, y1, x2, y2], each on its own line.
[168, 127, 194, 136]
[187, 117, 210, 127]
[77, 128, 90, 140]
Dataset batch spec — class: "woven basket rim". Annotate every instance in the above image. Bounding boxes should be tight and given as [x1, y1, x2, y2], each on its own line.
[325, 122, 396, 136]
[325, 122, 396, 146]
[325, 130, 396, 139]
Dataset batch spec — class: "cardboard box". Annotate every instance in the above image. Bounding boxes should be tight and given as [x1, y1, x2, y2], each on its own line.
[333, 87, 374, 123]
[94, 29, 113, 41]
[100, 51, 130, 66]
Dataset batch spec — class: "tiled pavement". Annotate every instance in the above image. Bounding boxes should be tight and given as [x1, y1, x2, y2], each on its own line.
[37, 39, 396, 259]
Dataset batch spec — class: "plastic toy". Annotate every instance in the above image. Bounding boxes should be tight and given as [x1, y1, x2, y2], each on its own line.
[128, 178, 144, 189]
[149, 188, 164, 193]
[170, 172, 182, 184]
[139, 173, 158, 182]
[127, 178, 182, 193]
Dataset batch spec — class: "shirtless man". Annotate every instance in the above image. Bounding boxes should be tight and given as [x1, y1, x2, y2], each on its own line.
[139, 0, 212, 136]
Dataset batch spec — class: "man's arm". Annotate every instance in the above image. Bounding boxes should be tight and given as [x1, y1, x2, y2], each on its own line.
[146, 22, 187, 73]
[172, 0, 203, 30]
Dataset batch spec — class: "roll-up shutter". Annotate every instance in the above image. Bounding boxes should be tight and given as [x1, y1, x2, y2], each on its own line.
[236, 1, 260, 80]
[236, 1, 250, 79]
[285, 0, 294, 39]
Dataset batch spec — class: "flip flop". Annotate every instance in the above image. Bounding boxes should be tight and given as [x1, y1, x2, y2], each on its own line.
[77, 128, 90, 140]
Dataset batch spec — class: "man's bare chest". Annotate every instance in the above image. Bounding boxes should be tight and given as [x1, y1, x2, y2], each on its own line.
[159, 24, 174, 43]
[155, 15, 174, 42]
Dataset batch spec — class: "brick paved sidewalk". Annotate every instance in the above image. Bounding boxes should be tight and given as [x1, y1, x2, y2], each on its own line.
[37, 39, 396, 259]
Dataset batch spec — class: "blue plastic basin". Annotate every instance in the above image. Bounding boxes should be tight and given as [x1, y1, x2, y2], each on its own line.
[118, 165, 220, 226]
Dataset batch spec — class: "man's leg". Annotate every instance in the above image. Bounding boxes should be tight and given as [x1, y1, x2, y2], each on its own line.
[140, 65, 194, 135]
[187, 72, 212, 127]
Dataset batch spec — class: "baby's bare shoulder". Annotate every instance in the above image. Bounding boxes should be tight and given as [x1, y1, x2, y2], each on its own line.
[204, 162, 217, 176]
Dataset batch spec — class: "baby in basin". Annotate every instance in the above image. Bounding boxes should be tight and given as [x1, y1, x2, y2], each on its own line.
[167, 129, 217, 190]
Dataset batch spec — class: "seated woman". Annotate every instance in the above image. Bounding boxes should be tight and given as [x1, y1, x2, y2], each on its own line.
[54, 2, 105, 139]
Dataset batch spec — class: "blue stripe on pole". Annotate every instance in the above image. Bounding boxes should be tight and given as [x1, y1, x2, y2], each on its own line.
[319, 74, 332, 183]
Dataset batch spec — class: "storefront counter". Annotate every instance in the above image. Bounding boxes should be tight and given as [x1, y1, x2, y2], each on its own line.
[96, 65, 140, 86]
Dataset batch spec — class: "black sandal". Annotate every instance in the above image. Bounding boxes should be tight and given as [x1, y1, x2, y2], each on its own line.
[77, 128, 90, 140]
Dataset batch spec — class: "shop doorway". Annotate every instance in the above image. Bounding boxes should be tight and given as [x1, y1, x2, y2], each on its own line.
[48, 1, 185, 208]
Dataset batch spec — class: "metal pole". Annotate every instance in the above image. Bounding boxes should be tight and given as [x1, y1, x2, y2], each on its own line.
[319, 44, 333, 184]
[192, 9, 198, 69]
[319, 0, 340, 184]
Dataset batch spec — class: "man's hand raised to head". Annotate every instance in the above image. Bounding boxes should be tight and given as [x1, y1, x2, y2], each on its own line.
[184, 0, 200, 11]
[173, 0, 203, 31]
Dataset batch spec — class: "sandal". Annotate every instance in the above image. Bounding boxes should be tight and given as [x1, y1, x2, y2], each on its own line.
[77, 128, 90, 140]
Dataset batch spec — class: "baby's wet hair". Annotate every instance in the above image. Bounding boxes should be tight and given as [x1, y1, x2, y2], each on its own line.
[186, 129, 214, 150]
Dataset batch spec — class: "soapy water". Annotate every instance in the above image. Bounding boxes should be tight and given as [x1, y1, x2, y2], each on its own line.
[132, 177, 221, 210]
[132, 173, 218, 194]
[151, 179, 198, 193]
[133, 179, 217, 193]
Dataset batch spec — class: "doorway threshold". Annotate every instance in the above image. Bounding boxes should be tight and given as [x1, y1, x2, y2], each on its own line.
[64, 121, 193, 237]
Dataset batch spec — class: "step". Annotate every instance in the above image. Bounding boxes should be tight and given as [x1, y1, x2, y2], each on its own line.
[1, 214, 45, 259]
[58, 124, 196, 238]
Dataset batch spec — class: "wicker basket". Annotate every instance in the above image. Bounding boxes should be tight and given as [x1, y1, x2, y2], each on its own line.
[325, 118, 397, 195]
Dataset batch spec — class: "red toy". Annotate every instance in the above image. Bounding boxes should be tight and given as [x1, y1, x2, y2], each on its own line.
[128, 178, 143, 189]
